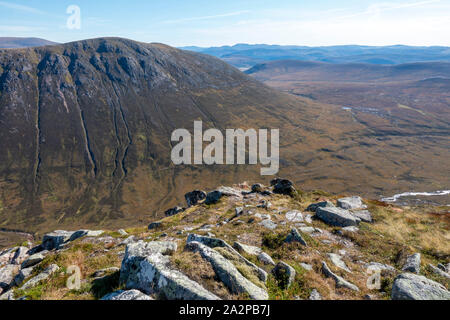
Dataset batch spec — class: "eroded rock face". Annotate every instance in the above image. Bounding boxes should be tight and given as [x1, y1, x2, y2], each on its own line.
[120, 241, 219, 300]
[186, 241, 268, 300]
[316, 207, 360, 227]
[391, 273, 450, 300]
[101, 289, 153, 300]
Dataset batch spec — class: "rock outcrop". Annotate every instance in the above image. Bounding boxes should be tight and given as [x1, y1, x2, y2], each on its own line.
[391, 273, 450, 300]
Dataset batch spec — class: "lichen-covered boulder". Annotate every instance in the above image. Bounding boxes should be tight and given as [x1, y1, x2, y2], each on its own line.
[205, 191, 223, 205]
[186, 241, 268, 300]
[120, 241, 219, 300]
[285, 228, 307, 246]
[271, 179, 296, 197]
[0, 264, 20, 294]
[402, 253, 421, 274]
[272, 262, 296, 289]
[42, 230, 75, 250]
[20, 264, 60, 290]
[306, 201, 334, 212]
[391, 273, 450, 300]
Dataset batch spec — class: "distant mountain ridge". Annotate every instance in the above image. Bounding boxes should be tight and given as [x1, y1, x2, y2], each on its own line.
[0, 37, 58, 49]
[180, 44, 450, 69]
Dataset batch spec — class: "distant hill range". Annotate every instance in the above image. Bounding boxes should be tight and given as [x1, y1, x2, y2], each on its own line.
[181, 44, 450, 69]
[0, 37, 58, 49]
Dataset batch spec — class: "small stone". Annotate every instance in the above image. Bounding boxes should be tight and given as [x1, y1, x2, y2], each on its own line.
[251, 184, 263, 193]
[259, 219, 277, 230]
[337, 196, 367, 210]
[205, 191, 222, 205]
[233, 242, 262, 256]
[272, 262, 296, 289]
[309, 289, 322, 300]
[285, 210, 303, 222]
[402, 253, 421, 274]
[118, 229, 128, 236]
[271, 179, 296, 197]
[101, 289, 153, 300]
[328, 253, 351, 272]
[148, 221, 162, 230]
[185, 190, 207, 207]
[285, 228, 307, 246]
[258, 252, 275, 266]
[300, 263, 313, 271]
[321, 261, 359, 291]
[164, 206, 184, 217]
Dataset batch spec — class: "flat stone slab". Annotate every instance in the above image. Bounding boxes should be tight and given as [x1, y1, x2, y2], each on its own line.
[316, 207, 360, 227]
[337, 196, 367, 210]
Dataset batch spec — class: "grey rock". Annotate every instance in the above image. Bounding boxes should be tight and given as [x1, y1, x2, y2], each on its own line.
[120, 236, 137, 246]
[365, 262, 396, 272]
[185, 190, 207, 207]
[0, 248, 17, 267]
[0, 290, 15, 300]
[402, 253, 421, 274]
[316, 207, 360, 227]
[309, 289, 322, 300]
[11, 247, 29, 265]
[13, 266, 34, 286]
[205, 191, 223, 205]
[101, 289, 153, 300]
[285, 210, 304, 223]
[20, 264, 60, 290]
[118, 229, 128, 236]
[233, 242, 262, 256]
[285, 228, 307, 246]
[306, 201, 334, 212]
[391, 273, 450, 300]
[321, 262, 359, 291]
[148, 221, 162, 230]
[272, 262, 296, 289]
[165, 206, 185, 217]
[258, 252, 275, 266]
[120, 241, 219, 300]
[0, 264, 20, 293]
[92, 267, 120, 279]
[187, 241, 268, 300]
[328, 253, 351, 272]
[251, 184, 263, 193]
[351, 210, 373, 223]
[304, 214, 313, 224]
[337, 196, 366, 210]
[217, 187, 243, 198]
[299, 227, 322, 234]
[187, 234, 267, 282]
[340, 226, 359, 233]
[300, 263, 313, 271]
[235, 207, 244, 216]
[21, 252, 46, 269]
[271, 179, 296, 197]
[259, 219, 277, 230]
[42, 230, 75, 250]
[428, 264, 450, 280]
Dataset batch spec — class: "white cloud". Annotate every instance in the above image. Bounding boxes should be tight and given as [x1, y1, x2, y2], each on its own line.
[0, 1, 46, 14]
[163, 10, 250, 24]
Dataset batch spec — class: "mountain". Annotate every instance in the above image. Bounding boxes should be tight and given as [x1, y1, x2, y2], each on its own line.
[0, 37, 58, 49]
[181, 44, 450, 69]
[0, 38, 449, 234]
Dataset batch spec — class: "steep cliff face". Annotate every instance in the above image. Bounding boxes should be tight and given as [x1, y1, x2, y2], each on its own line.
[0, 38, 312, 231]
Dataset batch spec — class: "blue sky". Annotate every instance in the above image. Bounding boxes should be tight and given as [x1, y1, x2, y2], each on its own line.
[0, 0, 449, 46]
